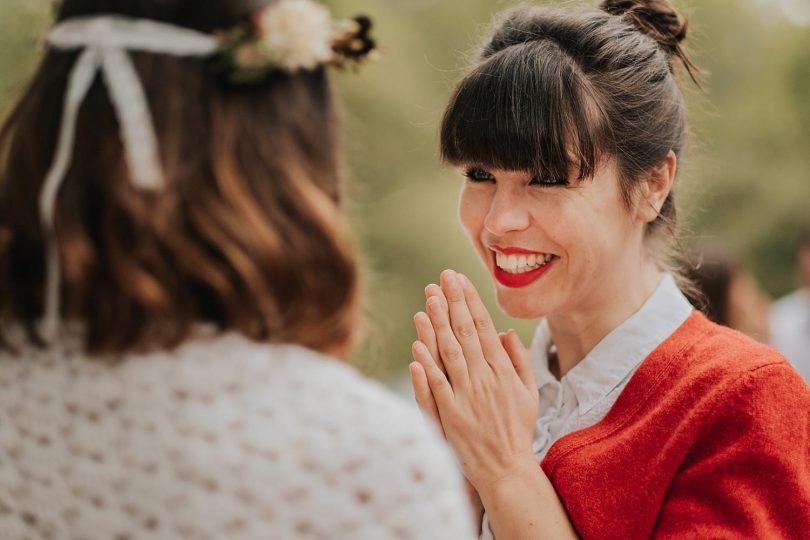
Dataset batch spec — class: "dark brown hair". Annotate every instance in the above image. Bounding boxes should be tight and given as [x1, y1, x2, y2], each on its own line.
[684, 248, 740, 326]
[441, 0, 697, 248]
[0, 0, 363, 357]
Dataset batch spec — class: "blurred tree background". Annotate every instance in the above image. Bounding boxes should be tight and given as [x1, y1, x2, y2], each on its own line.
[1, 0, 808, 386]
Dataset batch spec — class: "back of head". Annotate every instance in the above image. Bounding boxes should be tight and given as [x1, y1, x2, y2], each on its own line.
[0, 0, 364, 357]
[442, 0, 697, 249]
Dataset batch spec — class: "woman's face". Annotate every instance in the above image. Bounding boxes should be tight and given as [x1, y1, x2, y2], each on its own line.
[458, 161, 647, 319]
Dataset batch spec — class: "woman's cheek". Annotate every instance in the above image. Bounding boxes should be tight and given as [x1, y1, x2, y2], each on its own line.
[459, 189, 495, 269]
[459, 188, 486, 237]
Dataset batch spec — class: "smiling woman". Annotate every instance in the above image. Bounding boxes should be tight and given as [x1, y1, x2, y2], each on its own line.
[410, 0, 810, 538]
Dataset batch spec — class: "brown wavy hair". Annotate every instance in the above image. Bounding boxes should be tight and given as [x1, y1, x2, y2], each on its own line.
[0, 0, 363, 358]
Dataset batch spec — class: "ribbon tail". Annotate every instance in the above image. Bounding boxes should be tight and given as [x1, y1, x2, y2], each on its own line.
[39, 48, 102, 343]
[101, 47, 164, 190]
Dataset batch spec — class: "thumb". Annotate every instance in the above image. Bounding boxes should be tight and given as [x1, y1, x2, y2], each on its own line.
[501, 330, 536, 391]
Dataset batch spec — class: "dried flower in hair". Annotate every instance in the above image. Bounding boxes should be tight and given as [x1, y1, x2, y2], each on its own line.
[255, 0, 333, 71]
[227, 0, 332, 81]
[331, 16, 377, 67]
[221, 0, 377, 83]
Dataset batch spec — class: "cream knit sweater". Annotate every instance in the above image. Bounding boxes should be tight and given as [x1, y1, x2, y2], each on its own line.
[0, 332, 474, 539]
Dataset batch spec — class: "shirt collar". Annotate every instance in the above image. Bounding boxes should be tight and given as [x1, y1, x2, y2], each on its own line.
[530, 274, 694, 415]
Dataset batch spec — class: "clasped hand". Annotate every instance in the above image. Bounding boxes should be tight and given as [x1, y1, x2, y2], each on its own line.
[409, 269, 540, 496]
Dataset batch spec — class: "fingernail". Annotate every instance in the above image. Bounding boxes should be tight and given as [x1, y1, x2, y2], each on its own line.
[444, 271, 458, 288]
[428, 298, 442, 313]
[413, 341, 428, 354]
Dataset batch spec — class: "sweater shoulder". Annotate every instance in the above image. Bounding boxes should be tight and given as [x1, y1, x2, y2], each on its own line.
[664, 312, 797, 388]
[0, 334, 475, 539]
[142, 334, 452, 455]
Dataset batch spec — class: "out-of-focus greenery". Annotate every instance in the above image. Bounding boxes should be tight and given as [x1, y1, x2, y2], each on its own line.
[0, 1, 52, 114]
[1, 1, 808, 383]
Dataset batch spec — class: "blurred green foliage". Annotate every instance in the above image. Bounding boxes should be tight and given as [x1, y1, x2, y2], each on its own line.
[1, 1, 808, 383]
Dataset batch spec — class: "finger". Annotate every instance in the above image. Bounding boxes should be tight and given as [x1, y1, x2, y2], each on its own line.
[412, 340, 455, 410]
[414, 311, 444, 374]
[458, 273, 508, 369]
[502, 330, 536, 391]
[425, 283, 443, 301]
[439, 270, 489, 375]
[425, 293, 470, 390]
[409, 361, 445, 437]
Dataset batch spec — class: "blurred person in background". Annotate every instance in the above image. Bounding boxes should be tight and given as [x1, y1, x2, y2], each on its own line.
[770, 231, 810, 382]
[408, 0, 810, 538]
[0, 0, 474, 538]
[685, 245, 771, 343]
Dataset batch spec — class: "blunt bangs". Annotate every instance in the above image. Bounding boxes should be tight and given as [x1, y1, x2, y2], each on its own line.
[440, 40, 606, 181]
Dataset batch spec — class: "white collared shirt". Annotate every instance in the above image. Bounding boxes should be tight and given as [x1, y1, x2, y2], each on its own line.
[770, 288, 810, 383]
[480, 274, 693, 539]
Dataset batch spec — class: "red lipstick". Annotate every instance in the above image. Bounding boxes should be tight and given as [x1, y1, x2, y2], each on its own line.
[491, 246, 543, 255]
[491, 248, 557, 288]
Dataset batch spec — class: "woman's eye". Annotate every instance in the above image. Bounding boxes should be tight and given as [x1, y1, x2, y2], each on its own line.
[463, 168, 495, 182]
[530, 177, 569, 187]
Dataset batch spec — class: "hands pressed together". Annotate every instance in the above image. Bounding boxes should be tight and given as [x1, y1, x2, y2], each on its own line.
[408, 270, 578, 539]
[409, 269, 539, 492]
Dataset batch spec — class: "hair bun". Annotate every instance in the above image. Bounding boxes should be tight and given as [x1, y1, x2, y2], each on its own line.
[601, 0, 698, 81]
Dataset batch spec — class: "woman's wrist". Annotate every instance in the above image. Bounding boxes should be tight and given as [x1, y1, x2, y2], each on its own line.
[474, 456, 545, 508]
[476, 457, 578, 540]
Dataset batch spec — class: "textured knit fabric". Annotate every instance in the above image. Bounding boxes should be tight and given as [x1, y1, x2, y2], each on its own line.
[0, 332, 475, 540]
[541, 311, 810, 539]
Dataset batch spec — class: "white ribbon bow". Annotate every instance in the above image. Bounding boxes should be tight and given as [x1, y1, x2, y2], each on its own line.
[40, 16, 219, 342]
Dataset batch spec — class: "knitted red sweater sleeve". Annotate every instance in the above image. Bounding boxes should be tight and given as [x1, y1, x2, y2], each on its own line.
[653, 362, 810, 537]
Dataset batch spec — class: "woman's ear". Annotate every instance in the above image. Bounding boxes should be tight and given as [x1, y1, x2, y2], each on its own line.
[636, 150, 677, 223]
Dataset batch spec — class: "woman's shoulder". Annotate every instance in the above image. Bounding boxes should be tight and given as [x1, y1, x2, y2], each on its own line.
[138, 333, 448, 440]
[658, 311, 802, 391]
[154, 334, 463, 472]
[164, 335, 475, 537]
[642, 320, 810, 536]
[0, 333, 474, 538]
[181, 333, 428, 418]
[612, 311, 809, 432]
[0, 331, 450, 452]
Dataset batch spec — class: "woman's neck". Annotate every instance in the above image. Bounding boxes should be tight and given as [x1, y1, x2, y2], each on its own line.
[546, 261, 662, 379]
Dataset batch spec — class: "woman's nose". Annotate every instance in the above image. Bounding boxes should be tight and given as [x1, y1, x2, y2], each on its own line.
[483, 187, 530, 235]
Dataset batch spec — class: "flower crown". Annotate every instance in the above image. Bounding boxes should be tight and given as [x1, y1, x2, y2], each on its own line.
[222, 0, 377, 82]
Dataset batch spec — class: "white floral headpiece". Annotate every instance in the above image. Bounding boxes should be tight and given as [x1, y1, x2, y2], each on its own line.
[38, 0, 376, 342]
[224, 0, 377, 82]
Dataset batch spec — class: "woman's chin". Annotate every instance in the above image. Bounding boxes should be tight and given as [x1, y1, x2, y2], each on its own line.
[495, 293, 551, 320]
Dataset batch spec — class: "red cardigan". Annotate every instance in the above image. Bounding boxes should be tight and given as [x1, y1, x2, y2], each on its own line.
[541, 311, 810, 539]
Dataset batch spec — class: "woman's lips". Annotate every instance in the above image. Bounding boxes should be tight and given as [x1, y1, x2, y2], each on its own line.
[492, 250, 558, 288]
[491, 245, 544, 255]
